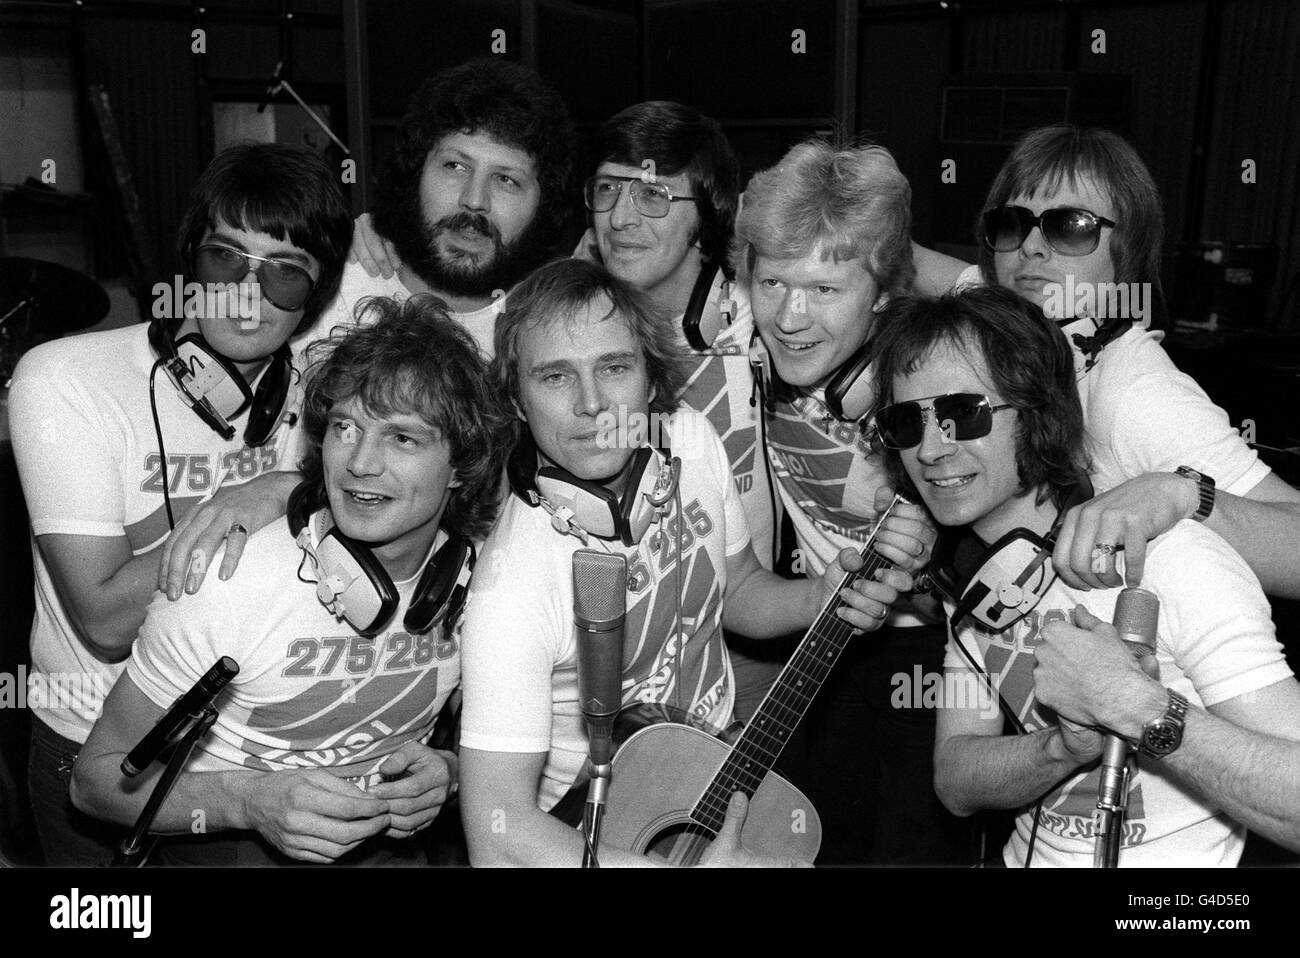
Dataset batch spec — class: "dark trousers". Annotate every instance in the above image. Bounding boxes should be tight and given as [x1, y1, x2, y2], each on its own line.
[775, 622, 978, 866]
[28, 717, 122, 867]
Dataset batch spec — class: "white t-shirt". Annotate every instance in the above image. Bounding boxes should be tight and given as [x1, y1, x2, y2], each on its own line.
[127, 514, 460, 784]
[459, 407, 748, 811]
[765, 385, 930, 628]
[8, 324, 307, 742]
[303, 260, 504, 357]
[1079, 324, 1267, 497]
[950, 267, 1269, 497]
[946, 521, 1292, 867]
[674, 275, 777, 570]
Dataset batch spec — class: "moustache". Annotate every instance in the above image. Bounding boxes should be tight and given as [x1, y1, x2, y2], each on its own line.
[437, 211, 501, 243]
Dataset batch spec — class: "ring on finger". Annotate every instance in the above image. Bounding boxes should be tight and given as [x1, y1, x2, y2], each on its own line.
[228, 522, 249, 537]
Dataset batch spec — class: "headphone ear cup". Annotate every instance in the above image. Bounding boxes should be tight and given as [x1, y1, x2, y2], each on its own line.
[536, 466, 623, 539]
[244, 346, 292, 447]
[404, 536, 474, 635]
[824, 342, 876, 421]
[315, 529, 399, 636]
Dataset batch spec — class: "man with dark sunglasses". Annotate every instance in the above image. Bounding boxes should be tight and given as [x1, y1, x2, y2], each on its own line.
[8, 142, 352, 865]
[870, 285, 1300, 866]
[969, 125, 1300, 603]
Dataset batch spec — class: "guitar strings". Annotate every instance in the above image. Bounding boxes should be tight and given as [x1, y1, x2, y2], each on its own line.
[691, 534, 900, 831]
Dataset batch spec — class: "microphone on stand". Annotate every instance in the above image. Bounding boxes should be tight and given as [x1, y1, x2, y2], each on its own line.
[256, 61, 284, 113]
[572, 550, 627, 867]
[122, 656, 239, 777]
[1094, 588, 1159, 868]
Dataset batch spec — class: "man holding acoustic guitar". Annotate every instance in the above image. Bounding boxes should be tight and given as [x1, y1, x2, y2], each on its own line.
[456, 258, 925, 867]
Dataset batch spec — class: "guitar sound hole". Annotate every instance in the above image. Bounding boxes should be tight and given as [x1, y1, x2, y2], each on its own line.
[645, 822, 715, 866]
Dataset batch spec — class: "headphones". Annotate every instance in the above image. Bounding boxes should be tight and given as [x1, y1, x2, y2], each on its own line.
[1059, 314, 1133, 376]
[681, 262, 736, 351]
[287, 482, 476, 638]
[815, 294, 892, 422]
[920, 479, 1093, 634]
[507, 431, 680, 546]
[147, 318, 294, 446]
[824, 337, 877, 422]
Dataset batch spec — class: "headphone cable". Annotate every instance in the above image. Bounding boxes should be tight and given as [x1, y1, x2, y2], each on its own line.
[148, 359, 176, 531]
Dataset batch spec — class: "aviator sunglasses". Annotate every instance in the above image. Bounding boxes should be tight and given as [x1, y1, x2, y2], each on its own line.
[191, 243, 317, 312]
[583, 175, 697, 219]
[874, 393, 1013, 450]
[981, 205, 1116, 257]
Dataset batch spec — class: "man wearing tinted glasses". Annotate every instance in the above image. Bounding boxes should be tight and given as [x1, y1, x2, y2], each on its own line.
[572, 101, 786, 723]
[8, 142, 351, 864]
[972, 126, 1300, 603]
[870, 285, 1300, 866]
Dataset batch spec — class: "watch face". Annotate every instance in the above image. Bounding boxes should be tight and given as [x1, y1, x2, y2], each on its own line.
[1144, 723, 1181, 756]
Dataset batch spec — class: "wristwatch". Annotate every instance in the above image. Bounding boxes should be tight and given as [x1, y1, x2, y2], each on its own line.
[1138, 688, 1189, 758]
[1175, 466, 1216, 523]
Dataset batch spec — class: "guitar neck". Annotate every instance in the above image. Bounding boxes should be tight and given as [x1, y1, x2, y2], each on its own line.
[690, 496, 905, 835]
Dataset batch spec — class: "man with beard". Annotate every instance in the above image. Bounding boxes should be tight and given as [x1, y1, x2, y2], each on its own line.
[305, 57, 576, 353]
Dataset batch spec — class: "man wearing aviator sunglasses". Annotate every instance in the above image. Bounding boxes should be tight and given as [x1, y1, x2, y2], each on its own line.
[8, 142, 351, 865]
[966, 125, 1300, 608]
[190, 243, 318, 313]
[870, 285, 1300, 867]
[874, 394, 1014, 452]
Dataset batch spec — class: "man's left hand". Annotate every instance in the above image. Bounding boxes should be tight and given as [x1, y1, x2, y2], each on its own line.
[1033, 604, 1162, 736]
[1053, 473, 1196, 590]
[369, 742, 458, 838]
[870, 485, 939, 575]
[816, 547, 913, 634]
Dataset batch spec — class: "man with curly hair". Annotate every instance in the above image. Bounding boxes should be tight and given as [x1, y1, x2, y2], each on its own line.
[71, 297, 512, 866]
[311, 57, 577, 354]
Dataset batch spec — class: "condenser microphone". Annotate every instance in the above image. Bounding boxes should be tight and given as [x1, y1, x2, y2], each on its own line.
[122, 656, 240, 777]
[572, 550, 626, 767]
[1095, 587, 1159, 866]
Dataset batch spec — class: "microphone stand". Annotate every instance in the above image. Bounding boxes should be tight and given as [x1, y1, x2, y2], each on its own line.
[581, 761, 612, 869]
[111, 705, 218, 868]
[1093, 739, 1131, 868]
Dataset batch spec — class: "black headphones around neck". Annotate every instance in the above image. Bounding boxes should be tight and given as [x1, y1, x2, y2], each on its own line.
[147, 317, 294, 446]
[506, 430, 679, 547]
[681, 262, 736, 351]
[921, 479, 1093, 634]
[287, 482, 476, 638]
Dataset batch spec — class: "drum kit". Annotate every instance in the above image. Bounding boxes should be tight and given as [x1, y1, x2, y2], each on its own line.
[0, 256, 110, 386]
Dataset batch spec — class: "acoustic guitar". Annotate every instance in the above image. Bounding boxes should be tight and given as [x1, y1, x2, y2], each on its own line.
[554, 495, 907, 865]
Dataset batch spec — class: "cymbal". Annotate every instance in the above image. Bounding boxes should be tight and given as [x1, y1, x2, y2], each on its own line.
[0, 257, 110, 333]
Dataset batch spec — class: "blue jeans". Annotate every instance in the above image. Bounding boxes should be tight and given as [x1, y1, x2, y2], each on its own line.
[28, 718, 122, 867]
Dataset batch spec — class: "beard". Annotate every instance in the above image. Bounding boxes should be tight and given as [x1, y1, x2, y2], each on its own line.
[379, 189, 551, 300]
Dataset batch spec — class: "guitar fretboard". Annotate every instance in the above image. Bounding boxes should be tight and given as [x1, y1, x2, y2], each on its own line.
[689, 497, 904, 836]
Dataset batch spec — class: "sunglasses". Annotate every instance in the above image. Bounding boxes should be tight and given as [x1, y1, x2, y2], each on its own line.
[583, 175, 697, 219]
[981, 205, 1116, 257]
[874, 393, 1013, 450]
[191, 243, 317, 312]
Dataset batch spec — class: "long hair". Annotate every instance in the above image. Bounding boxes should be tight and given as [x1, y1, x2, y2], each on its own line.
[977, 125, 1165, 313]
[870, 286, 1090, 505]
[731, 139, 915, 295]
[299, 295, 513, 541]
[174, 142, 351, 336]
[491, 258, 688, 427]
[594, 100, 740, 272]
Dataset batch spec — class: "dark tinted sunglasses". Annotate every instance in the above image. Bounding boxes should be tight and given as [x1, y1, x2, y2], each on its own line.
[192, 243, 317, 312]
[981, 205, 1116, 257]
[874, 393, 1013, 450]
